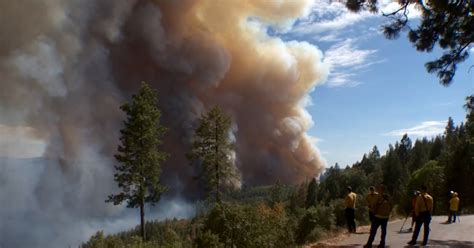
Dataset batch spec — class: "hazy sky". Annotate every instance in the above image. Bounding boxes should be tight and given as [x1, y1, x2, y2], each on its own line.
[283, 1, 474, 167]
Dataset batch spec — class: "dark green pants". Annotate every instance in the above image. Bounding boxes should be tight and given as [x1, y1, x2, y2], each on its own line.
[411, 211, 431, 245]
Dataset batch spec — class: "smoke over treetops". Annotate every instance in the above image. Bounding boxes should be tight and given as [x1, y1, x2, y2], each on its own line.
[0, 0, 328, 247]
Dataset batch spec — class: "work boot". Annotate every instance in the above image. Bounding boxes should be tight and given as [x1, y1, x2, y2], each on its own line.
[407, 240, 416, 245]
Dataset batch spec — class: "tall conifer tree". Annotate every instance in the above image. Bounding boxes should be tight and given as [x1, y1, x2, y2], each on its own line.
[187, 106, 238, 203]
[107, 82, 168, 241]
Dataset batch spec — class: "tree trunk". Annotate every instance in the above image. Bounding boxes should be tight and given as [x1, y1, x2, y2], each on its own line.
[140, 198, 146, 241]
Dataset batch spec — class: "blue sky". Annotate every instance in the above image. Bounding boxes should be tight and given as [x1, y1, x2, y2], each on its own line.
[282, 1, 474, 168]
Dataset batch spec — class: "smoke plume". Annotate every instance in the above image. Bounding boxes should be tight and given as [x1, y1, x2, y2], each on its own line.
[0, 0, 328, 247]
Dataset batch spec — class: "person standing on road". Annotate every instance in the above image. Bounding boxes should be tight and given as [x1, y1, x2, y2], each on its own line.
[364, 184, 392, 248]
[447, 191, 460, 223]
[409, 191, 420, 232]
[366, 186, 379, 224]
[407, 185, 433, 246]
[345, 186, 357, 233]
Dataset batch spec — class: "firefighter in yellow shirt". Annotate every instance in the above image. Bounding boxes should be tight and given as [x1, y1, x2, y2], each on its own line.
[407, 185, 433, 246]
[364, 184, 392, 248]
[447, 191, 460, 223]
[366, 186, 379, 224]
[345, 186, 357, 233]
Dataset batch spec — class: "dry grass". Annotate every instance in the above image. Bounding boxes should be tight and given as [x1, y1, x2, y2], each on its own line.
[304, 224, 372, 247]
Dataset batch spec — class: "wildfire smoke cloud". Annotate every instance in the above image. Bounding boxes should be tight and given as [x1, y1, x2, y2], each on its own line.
[0, 0, 328, 247]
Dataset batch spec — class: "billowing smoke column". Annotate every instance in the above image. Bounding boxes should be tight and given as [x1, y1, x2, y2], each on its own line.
[0, 0, 328, 247]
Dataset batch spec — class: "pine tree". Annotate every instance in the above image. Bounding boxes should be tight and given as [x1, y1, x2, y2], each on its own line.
[106, 82, 168, 241]
[306, 178, 318, 208]
[360, 146, 380, 175]
[290, 181, 308, 210]
[463, 96, 474, 205]
[369, 145, 380, 160]
[397, 134, 412, 165]
[269, 180, 284, 207]
[382, 145, 406, 202]
[429, 136, 444, 160]
[407, 139, 429, 173]
[317, 164, 342, 202]
[465, 96, 474, 154]
[187, 106, 238, 203]
[444, 117, 457, 151]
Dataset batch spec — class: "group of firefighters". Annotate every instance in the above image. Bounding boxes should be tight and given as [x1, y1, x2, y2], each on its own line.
[343, 184, 460, 247]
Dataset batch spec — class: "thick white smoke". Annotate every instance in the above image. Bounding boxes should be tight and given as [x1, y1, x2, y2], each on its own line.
[0, 0, 328, 247]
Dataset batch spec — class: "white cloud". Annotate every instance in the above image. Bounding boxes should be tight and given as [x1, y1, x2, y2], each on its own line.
[323, 38, 379, 87]
[299, 12, 372, 35]
[326, 72, 360, 87]
[325, 39, 377, 67]
[318, 33, 343, 42]
[383, 121, 445, 137]
[289, 1, 375, 37]
[286, 0, 420, 40]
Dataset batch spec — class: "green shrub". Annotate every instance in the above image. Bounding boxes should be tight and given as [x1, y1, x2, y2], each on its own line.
[195, 230, 223, 248]
[81, 218, 196, 248]
[330, 199, 346, 227]
[204, 202, 295, 248]
[407, 160, 446, 214]
[296, 205, 335, 244]
[82, 231, 108, 248]
[354, 195, 370, 226]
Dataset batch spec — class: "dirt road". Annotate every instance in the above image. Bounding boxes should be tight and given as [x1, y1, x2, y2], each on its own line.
[309, 215, 474, 247]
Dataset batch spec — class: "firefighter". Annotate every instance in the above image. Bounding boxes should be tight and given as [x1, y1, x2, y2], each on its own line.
[407, 185, 433, 246]
[447, 191, 460, 223]
[345, 186, 357, 233]
[409, 191, 420, 232]
[366, 186, 379, 224]
[364, 184, 392, 248]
